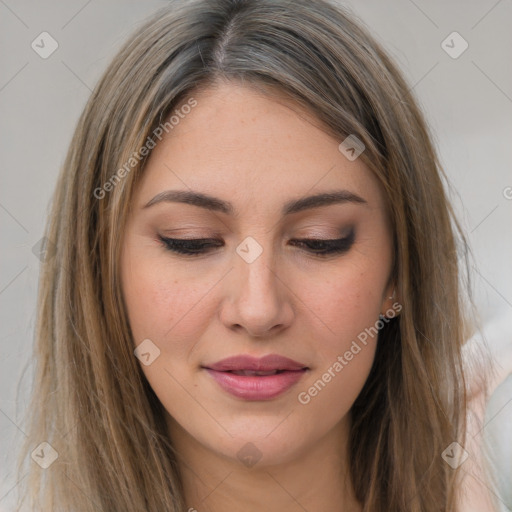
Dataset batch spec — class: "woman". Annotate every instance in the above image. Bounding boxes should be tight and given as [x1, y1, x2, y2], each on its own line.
[16, 0, 498, 510]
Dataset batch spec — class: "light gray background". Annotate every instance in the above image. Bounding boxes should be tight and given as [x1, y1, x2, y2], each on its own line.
[1, 1, 511, 510]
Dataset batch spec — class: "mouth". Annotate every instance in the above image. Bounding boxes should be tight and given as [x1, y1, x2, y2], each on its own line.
[203, 353, 308, 372]
[202, 354, 309, 400]
[222, 369, 296, 376]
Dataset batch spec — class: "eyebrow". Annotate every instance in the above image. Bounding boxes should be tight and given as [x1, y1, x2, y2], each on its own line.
[143, 189, 367, 216]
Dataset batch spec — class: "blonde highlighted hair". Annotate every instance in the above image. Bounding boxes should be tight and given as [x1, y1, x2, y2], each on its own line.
[17, 0, 481, 509]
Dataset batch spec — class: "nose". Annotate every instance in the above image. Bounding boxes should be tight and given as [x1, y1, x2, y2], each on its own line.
[219, 244, 294, 339]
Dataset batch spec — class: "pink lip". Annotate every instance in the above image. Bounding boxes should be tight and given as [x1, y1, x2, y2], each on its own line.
[204, 368, 307, 400]
[204, 354, 307, 372]
[202, 354, 309, 401]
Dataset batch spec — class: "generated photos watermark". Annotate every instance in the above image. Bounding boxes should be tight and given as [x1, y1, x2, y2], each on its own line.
[297, 301, 402, 405]
[94, 97, 197, 200]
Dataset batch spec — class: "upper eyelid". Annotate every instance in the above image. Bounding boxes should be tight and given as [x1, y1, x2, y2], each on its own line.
[159, 224, 355, 239]
[158, 235, 355, 254]
[157, 233, 356, 249]
[158, 235, 352, 242]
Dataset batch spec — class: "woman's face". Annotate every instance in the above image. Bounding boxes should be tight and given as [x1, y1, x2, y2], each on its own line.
[121, 81, 395, 468]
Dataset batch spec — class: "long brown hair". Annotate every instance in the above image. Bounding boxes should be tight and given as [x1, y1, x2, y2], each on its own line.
[17, 0, 480, 509]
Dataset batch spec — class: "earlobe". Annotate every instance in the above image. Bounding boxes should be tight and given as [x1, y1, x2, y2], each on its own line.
[380, 286, 401, 319]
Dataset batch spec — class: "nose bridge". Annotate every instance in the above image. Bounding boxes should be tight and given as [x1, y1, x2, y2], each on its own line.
[235, 234, 279, 298]
[222, 233, 292, 336]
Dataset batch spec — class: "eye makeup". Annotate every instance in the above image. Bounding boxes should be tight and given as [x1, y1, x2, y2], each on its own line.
[157, 226, 356, 258]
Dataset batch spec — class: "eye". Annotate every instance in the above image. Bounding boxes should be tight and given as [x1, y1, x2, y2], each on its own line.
[158, 236, 223, 256]
[288, 230, 355, 256]
[158, 229, 355, 258]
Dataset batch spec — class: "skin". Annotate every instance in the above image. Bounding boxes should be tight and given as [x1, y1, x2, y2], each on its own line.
[120, 80, 397, 512]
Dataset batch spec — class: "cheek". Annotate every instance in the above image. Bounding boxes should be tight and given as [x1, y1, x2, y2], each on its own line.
[303, 260, 386, 351]
[121, 247, 211, 357]
[292, 256, 387, 416]
[295, 340, 376, 439]
[293, 272, 382, 430]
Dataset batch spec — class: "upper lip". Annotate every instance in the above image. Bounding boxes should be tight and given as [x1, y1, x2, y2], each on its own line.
[203, 354, 308, 372]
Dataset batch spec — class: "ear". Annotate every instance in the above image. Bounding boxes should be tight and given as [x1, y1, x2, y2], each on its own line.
[380, 282, 401, 319]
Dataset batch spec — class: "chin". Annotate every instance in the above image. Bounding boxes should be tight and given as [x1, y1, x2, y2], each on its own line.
[208, 414, 320, 468]
[220, 431, 309, 469]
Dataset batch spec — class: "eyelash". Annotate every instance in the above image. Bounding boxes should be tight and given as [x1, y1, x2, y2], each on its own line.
[158, 230, 355, 258]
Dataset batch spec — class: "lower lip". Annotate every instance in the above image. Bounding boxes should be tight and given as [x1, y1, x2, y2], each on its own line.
[204, 368, 307, 400]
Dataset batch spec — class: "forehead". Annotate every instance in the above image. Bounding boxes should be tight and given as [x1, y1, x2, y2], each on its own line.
[134, 81, 386, 216]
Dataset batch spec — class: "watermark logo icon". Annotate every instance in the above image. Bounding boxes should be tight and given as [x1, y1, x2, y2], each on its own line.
[441, 32, 468, 59]
[338, 134, 365, 161]
[441, 441, 469, 469]
[32, 237, 56, 262]
[31, 441, 59, 469]
[236, 236, 263, 264]
[134, 338, 161, 366]
[237, 442, 263, 468]
[31, 32, 59, 59]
